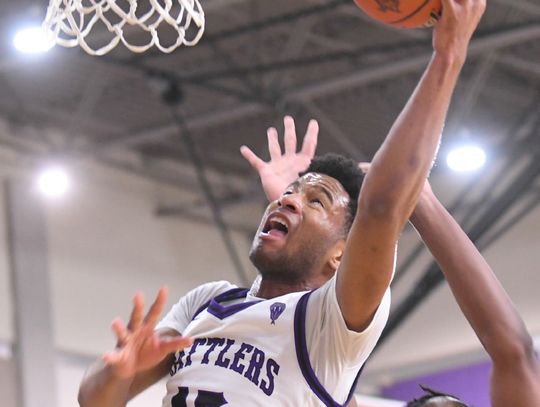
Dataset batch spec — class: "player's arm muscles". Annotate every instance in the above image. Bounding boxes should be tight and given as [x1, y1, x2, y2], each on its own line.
[336, 51, 466, 332]
[78, 328, 180, 407]
[410, 192, 540, 407]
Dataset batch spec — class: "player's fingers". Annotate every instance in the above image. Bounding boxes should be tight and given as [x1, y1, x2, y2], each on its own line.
[102, 350, 121, 365]
[111, 318, 129, 346]
[267, 127, 282, 161]
[240, 146, 266, 171]
[283, 116, 297, 155]
[127, 292, 144, 332]
[143, 287, 167, 329]
[158, 336, 194, 354]
[300, 119, 318, 158]
[439, 0, 457, 17]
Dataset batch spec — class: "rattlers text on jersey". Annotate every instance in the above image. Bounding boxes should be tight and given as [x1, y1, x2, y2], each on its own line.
[156, 276, 390, 406]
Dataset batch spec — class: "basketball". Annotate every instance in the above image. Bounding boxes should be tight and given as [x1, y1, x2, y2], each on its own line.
[354, 0, 442, 29]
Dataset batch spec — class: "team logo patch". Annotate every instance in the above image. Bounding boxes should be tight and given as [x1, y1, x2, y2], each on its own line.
[269, 302, 286, 324]
[375, 0, 400, 13]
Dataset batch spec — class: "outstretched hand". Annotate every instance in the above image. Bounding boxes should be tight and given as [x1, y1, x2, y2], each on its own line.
[240, 116, 318, 202]
[433, 0, 486, 59]
[103, 287, 192, 379]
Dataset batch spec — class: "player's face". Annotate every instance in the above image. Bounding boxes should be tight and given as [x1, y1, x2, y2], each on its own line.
[249, 172, 350, 283]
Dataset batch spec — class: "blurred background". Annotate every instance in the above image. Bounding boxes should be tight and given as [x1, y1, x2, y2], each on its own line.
[0, 0, 539, 406]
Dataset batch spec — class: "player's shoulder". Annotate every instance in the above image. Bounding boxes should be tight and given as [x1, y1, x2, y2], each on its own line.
[186, 280, 238, 302]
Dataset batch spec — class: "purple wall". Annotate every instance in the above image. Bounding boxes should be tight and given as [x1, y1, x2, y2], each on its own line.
[382, 360, 492, 407]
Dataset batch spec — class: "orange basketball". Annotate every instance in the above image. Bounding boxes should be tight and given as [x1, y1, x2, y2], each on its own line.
[354, 0, 442, 29]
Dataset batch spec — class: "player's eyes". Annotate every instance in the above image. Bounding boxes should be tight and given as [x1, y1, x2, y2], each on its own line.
[310, 198, 324, 208]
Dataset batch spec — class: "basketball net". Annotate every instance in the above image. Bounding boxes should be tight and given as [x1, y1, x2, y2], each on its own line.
[42, 0, 205, 56]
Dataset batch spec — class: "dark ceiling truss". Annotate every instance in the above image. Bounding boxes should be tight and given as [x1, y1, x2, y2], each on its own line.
[126, 0, 352, 64]
[86, 20, 540, 154]
[393, 98, 540, 286]
[377, 106, 540, 348]
[170, 111, 250, 285]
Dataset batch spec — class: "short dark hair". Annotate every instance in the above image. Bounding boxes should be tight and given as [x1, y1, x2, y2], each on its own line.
[406, 385, 469, 407]
[301, 153, 363, 233]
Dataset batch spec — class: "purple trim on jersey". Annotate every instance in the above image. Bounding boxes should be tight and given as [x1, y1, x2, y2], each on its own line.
[203, 288, 263, 320]
[294, 290, 364, 407]
[192, 299, 213, 321]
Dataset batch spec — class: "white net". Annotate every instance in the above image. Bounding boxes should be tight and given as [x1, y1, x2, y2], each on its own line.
[42, 0, 205, 56]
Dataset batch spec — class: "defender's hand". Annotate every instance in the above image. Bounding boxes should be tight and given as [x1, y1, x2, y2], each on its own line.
[102, 287, 192, 379]
[433, 0, 486, 60]
[240, 116, 318, 202]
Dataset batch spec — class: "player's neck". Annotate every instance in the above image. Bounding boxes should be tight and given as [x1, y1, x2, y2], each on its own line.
[255, 278, 323, 299]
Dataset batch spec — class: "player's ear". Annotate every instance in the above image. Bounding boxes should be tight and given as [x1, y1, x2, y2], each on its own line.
[327, 240, 346, 272]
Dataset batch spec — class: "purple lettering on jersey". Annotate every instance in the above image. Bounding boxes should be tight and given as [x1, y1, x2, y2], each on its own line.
[244, 347, 265, 385]
[201, 337, 225, 364]
[260, 358, 280, 396]
[170, 350, 185, 376]
[215, 338, 235, 368]
[184, 338, 207, 367]
[230, 342, 254, 375]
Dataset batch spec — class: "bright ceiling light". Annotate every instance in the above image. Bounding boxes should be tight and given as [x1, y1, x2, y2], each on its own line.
[13, 26, 53, 54]
[446, 145, 486, 172]
[37, 167, 70, 198]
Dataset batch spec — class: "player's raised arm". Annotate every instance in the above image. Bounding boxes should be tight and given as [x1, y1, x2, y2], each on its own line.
[336, 0, 486, 332]
[409, 183, 540, 407]
[78, 288, 192, 407]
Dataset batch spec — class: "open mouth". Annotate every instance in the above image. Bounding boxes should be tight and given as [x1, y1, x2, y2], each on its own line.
[262, 217, 289, 238]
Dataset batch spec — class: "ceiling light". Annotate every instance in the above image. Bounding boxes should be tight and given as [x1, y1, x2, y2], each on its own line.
[13, 26, 53, 54]
[446, 145, 486, 172]
[37, 167, 70, 198]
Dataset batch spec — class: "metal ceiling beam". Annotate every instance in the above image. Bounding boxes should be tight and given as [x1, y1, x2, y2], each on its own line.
[445, 52, 498, 135]
[133, 0, 350, 62]
[480, 188, 540, 250]
[198, 0, 350, 45]
[79, 103, 266, 155]
[301, 100, 367, 160]
[83, 22, 540, 154]
[64, 64, 112, 147]
[289, 21, 540, 102]
[172, 111, 250, 285]
[174, 21, 540, 85]
[378, 106, 540, 345]
[492, 0, 540, 15]
[0, 115, 259, 236]
[0, 113, 243, 195]
[0, 95, 124, 136]
[393, 99, 540, 284]
[378, 128, 540, 348]
[264, 18, 318, 89]
[499, 54, 540, 77]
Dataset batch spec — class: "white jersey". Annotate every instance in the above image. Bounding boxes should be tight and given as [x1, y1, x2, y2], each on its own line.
[157, 277, 390, 406]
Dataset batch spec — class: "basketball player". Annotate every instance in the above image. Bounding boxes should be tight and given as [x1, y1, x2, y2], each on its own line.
[247, 132, 540, 406]
[402, 176, 540, 406]
[78, 0, 486, 405]
[245, 128, 540, 407]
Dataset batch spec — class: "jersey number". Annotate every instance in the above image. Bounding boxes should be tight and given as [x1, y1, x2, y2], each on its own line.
[172, 386, 228, 407]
